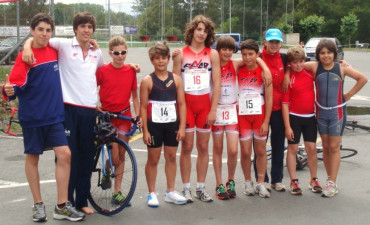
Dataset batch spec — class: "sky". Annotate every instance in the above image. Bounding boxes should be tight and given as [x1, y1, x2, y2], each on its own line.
[53, 0, 135, 15]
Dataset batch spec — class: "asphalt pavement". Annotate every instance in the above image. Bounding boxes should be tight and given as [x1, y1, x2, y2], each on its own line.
[1, 48, 370, 225]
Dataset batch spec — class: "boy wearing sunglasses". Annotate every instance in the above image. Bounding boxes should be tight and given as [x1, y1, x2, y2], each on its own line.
[96, 36, 142, 205]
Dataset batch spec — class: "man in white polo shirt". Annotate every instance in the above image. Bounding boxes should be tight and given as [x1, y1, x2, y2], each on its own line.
[23, 12, 104, 215]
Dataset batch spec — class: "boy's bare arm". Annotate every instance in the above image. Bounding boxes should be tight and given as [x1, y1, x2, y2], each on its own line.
[131, 89, 142, 128]
[174, 74, 186, 141]
[261, 84, 273, 135]
[342, 66, 368, 101]
[256, 58, 272, 87]
[172, 52, 182, 76]
[139, 76, 151, 145]
[208, 49, 221, 126]
[22, 38, 35, 65]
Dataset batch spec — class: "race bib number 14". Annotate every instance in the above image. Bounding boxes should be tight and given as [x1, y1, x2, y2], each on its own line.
[152, 102, 177, 123]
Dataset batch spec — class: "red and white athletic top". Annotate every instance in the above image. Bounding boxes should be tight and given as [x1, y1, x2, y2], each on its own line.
[219, 60, 237, 105]
[282, 69, 315, 116]
[238, 66, 265, 105]
[96, 63, 137, 112]
[49, 37, 104, 108]
[181, 46, 212, 95]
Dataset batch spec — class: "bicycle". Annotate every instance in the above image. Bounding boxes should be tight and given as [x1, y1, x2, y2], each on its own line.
[0, 107, 21, 136]
[88, 111, 138, 216]
[345, 119, 370, 132]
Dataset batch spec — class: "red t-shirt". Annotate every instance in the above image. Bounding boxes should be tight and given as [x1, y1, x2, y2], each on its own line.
[96, 63, 137, 112]
[282, 69, 315, 115]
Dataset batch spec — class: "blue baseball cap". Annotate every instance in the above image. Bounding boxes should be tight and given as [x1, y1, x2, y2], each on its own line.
[265, 29, 283, 42]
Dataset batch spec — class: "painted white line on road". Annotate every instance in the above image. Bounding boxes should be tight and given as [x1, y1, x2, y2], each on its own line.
[0, 135, 23, 139]
[0, 179, 55, 189]
[352, 95, 370, 101]
[10, 198, 26, 203]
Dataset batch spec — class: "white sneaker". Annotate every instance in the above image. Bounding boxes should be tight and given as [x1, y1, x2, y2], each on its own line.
[147, 192, 159, 207]
[264, 182, 272, 192]
[244, 180, 255, 196]
[182, 187, 194, 203]
[271, 182, 286, 192]
[321, 181, 339, 197]
[255, 183, 270, 198]
[164, 191, 187, 205]
[195, 186, 213, 202]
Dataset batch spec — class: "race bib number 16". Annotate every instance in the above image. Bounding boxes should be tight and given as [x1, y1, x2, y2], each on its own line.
[184, 69, 210, 91]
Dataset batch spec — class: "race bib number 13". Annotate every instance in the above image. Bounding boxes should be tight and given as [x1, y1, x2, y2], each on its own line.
[215, 104, 238, 125]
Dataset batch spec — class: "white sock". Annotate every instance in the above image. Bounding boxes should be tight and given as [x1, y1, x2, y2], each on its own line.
[196, 182, 205, 189]
[183, 183, 191, 189]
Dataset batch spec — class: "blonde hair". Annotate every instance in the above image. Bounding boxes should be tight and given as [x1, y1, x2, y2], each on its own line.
[108, 36, 127, 51]
[287, 45, 306, 62]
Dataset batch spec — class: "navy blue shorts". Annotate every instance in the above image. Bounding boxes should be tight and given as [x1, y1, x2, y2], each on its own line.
[23, 122, 68, 154]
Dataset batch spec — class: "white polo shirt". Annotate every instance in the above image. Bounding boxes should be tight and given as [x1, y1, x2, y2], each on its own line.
[49, 37, 104, 108]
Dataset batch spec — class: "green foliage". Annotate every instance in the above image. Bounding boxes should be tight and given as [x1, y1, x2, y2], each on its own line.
[165, 26, 182, 36]
[340, 13, 359, 47]
[276, 22, 292, 34]
[299, 15, 325, 42]
[217, 17, 240, 34]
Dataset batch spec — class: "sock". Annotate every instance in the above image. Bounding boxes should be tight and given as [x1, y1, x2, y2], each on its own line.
[183, 183, 190, 189]
[57, 202, 66, 209]
[196, 182, 205, 189]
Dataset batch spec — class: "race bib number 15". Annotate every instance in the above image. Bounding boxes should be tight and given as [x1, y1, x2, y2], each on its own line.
[238, 93, 262, 115]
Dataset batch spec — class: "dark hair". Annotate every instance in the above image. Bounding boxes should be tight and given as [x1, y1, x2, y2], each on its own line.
[30, 13, 54, 32]
[315, 39, 337, 61]
[240, 39, 259, 53]
[287, 45, 306, 62]
[73, 12, 96, 34]
[216, 35, 236, 52]
[184, 15, 215, 48]
[148, 42, 170, 60]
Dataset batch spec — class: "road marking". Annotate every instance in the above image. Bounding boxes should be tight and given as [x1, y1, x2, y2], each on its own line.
[0, 135, 23, 139]
[0, 179, 55, 189]
[130, 133, 143, 142]
[351, 95, 370, 101]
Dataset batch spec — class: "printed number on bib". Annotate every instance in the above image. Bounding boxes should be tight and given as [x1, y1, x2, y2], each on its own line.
[238, 93, 262, 115]
[215, 104, 238, 125]
[184, 68, 210, 91]
[152, 102, 177, 123]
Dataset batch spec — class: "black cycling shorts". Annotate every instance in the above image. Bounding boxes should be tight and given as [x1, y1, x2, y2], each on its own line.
[147, 120, 179, 148]
[288, 114, 317, 144]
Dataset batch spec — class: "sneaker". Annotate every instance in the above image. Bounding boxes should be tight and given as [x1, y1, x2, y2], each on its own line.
[32, 202, 47, 222]
[322, 181, 338, 197]
[147, 192, 159, 207]
[53, 201, 85, 222]
[100, 172, 111, 190]
[290, 179, 302, 195]
[255, 183, 270, 198]
[226, 180, 236, 198]
[195, 186, 213, 202]
[215, 184, 229, 200]
[112, 191, 131, 206]
[164, 191, 187, 205]
[182, 187, 194, 203]
[309, 178, 323, 193]
[271, 182, 286, 192]
[264, 182, 272, 192]
[243, 180, 255, 196]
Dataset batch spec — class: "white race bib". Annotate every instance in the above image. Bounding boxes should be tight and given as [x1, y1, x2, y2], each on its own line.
[184, 68, 210, 91]
[215, 104, 238, 125]
[151, 101, 177, 123]
[238, 93, 262, 115]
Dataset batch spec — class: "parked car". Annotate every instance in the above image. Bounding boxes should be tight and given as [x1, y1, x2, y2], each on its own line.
[0, 37, 23, 65]
[211, 33, 241, 53]
[304, 37, 344, 61]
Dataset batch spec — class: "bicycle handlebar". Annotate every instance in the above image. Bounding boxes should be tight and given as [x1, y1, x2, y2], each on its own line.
[97, 112, 138, 136]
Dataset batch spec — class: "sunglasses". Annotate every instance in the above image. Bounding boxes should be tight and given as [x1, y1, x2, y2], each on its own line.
[111, 50, 127, 56]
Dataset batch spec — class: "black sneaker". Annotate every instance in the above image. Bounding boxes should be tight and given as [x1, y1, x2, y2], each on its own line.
[226, 180, 236, 198]
[32, 202, 47, 222]
[53, 201, 85, 221]
[215, 184, 229, 200]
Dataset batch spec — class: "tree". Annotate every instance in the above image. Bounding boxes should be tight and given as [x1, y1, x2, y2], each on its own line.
[299, 15, 325, 42]
[340, 12, 359, 47]
[277, 22, 292, 34]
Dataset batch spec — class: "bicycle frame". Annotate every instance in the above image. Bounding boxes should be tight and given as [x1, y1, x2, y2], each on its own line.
[1, 107, 19, 136]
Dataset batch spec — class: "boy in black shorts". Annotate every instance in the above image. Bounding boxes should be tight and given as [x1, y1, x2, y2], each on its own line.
[140, 43, 187, 207]
[2, 13, 84, 222]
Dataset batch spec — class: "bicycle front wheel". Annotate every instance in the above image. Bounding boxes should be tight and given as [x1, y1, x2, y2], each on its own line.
[316, 148, 358, 160]
[88, 138, 137, 216]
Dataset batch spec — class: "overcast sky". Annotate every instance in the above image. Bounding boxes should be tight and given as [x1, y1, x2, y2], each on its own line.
[53, 0, 135, 15]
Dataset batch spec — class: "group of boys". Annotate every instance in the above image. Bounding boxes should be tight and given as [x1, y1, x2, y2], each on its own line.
[1, 11, 334, 221]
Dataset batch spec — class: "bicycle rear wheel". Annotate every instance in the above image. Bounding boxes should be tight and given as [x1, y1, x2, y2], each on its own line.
[88, 138, 137, 216]
[316, 148, 358, 160]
